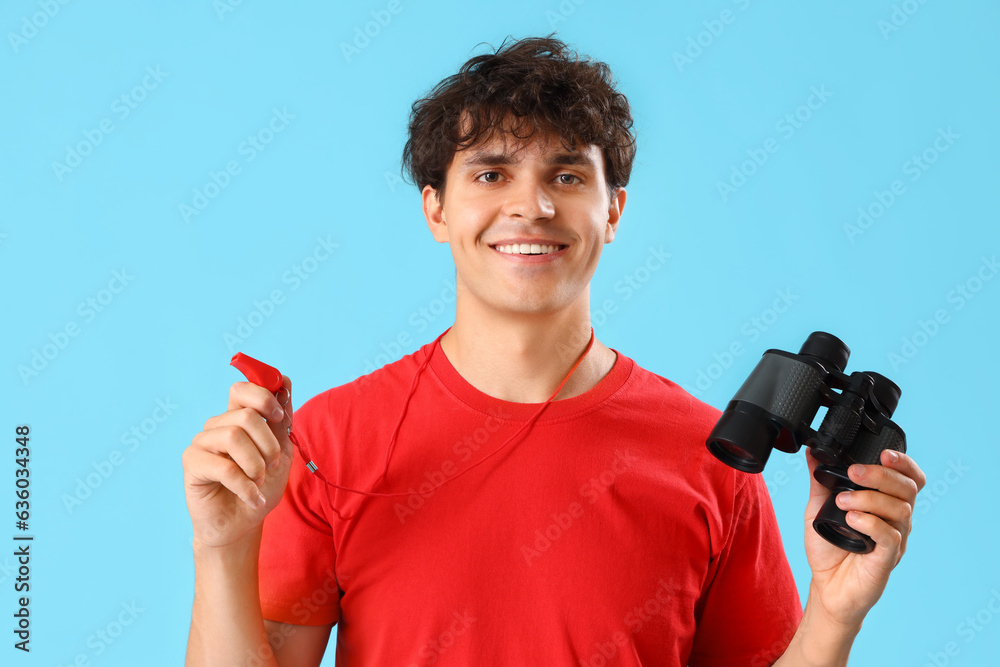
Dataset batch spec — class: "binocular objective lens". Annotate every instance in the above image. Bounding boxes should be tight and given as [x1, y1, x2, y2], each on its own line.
[826, 522, 860, 541]
[720, 441, 752, 460]
[707, 438, 765, 474]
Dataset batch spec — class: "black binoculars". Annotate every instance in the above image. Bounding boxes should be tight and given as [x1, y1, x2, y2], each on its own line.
[706, 331, 906, 554]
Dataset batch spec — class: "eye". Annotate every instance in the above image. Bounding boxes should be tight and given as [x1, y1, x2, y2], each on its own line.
[476, 171, 502, 183]
[474, 172, 583, 185]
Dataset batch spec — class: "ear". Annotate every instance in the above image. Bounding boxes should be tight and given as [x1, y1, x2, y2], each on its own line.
[423, 185, 449, 243]
[604, 187, 626, 244]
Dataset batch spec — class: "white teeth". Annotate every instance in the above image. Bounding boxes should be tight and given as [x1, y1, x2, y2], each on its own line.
[494, 243, 564, 255]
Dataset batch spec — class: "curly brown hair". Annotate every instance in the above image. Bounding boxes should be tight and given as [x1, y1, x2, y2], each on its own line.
[400, 33, 637, 207]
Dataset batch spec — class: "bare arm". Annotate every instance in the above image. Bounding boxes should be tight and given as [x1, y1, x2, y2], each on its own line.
[771, 588, 861, 667]
[187, 529, 335, 667]
[187, 528, 277, 667]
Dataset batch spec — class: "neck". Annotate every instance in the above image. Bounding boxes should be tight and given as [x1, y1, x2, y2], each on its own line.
[438, 294, 616, 403]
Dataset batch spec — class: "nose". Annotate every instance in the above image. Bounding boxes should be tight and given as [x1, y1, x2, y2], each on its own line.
[502, 175, 555, 221]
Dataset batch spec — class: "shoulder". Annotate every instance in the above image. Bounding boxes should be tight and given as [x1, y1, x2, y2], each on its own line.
[293, 340, 436, 430]
[615, 352, 768, 549]
[614, 350, 747, 494]
[614, 351, 724, 437]
[287, 340, 440, 493]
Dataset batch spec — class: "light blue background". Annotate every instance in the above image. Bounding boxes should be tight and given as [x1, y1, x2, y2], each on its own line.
[2, 1, 997, 665]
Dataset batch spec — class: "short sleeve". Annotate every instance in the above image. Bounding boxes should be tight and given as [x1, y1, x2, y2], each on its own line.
[688, 471, 803, 667]
[257, 398, 341, 626]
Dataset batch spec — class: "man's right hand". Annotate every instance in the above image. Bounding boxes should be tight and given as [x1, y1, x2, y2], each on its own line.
[182, 376, 296, 549]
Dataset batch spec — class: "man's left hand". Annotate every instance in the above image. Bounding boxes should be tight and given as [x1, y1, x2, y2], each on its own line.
[801, 447, 927, 629]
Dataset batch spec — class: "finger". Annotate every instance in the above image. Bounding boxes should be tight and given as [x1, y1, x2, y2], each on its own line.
[228, 380, 286, 423]
[184, 446, 266, 509]
[847, 460, 920, 504]
[836, 488, 913, 529]
[805, 448, 834, 499]
[195, 422, 270, 484]
[277, 375, 295, 458]
[277, 375, 293, 425]
[879, 449, 927, 492]
[203, 407, 284, 472]
[843, 508, 902, 560]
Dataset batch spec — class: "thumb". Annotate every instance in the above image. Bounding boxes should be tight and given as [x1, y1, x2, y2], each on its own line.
[274, 374, 296, 460]
[803, 448, 832, 519]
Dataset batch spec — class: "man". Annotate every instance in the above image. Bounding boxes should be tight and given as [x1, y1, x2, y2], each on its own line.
[183, 34, 926, 666]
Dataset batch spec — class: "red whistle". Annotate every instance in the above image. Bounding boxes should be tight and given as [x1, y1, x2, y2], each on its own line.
[230, 352, 283, 393]
[229, 352, 317, 474]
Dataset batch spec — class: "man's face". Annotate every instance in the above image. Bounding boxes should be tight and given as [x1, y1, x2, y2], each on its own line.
[422, 123, 626, 319]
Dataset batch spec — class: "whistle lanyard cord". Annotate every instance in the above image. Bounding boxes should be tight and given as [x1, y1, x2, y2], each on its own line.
[289, 326, 595, 500]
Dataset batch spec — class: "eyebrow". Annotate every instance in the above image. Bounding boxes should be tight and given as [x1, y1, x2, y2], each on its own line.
[459, 150, 593, 170]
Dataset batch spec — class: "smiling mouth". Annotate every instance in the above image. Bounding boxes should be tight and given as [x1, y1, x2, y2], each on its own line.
[490, 243, 568, 256]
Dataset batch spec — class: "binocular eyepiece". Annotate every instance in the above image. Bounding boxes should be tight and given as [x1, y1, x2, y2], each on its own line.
[706, 331, 906, 554]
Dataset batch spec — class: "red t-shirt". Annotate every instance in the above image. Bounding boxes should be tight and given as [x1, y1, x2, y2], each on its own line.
[258, 335, 803, 666]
